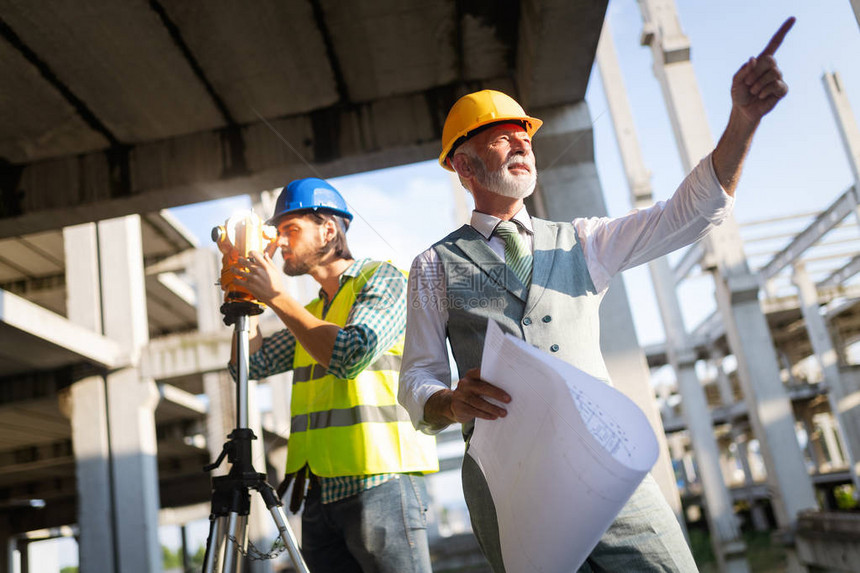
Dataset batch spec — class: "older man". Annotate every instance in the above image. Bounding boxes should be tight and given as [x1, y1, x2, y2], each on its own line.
[399, 18, 794, 573]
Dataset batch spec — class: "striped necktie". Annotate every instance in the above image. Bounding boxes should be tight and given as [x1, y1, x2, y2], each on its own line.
[494, 220, 532, 287]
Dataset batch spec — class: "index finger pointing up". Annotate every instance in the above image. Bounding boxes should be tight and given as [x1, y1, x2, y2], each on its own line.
[759, 17, 796, 58]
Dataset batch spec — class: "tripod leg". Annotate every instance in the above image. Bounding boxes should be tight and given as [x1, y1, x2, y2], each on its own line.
[223, 511, 241, 573]
[269, 504, 308, 573]
[236, 515, 249, 573]
[203, 515, 226, 573]
[259, 482, 309, 573]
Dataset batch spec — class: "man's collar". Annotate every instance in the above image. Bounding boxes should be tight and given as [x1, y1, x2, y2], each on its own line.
[470, 206, 533, 239]
[318, 258, 369, 300]
[340, 258, 369, 281]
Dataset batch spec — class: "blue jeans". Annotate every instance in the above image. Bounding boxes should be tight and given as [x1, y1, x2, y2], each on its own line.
[462, 454, 698, 572]
[300, 475, 432, 573]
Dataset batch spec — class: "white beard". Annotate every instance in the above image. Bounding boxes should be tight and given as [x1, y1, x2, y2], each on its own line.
[476, 157, 537, 199]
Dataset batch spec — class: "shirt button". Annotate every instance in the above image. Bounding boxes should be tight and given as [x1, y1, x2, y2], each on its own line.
[550, 344, 559, 352]
[522, 317, 532, 326]
[542, 315, 552, 323]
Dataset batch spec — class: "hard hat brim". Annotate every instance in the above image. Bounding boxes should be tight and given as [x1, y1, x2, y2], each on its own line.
[266, 206, 354, 227]
[438, 116, 543, 171]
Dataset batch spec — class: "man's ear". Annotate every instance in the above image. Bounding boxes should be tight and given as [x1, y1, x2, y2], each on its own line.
[320, 218, 337, 244]
[450, 153, 473, 179]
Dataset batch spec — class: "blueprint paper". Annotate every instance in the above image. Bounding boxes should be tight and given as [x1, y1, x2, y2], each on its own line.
[467, 320, 659, 572]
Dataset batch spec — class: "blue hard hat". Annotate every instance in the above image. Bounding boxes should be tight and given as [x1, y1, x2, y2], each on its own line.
[267, 178, 353, 225]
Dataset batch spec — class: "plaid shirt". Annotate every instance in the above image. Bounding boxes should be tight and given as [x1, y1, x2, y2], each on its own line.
[237, 258, 407, 503]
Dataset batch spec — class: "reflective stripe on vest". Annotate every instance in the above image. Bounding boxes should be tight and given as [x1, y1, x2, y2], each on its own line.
[287, 260, 438, 477]
[291, 403, 413, 434]
[293, 354, 402, 383]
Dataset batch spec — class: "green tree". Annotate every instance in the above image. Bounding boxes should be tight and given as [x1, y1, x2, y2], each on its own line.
[163, 545, 183, 569]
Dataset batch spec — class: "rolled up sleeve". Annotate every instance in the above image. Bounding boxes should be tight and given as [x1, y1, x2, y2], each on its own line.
[327, 261, 408, 380]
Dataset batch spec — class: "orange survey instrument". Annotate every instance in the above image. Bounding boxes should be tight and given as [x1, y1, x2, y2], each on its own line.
[211, 211, 278, 316]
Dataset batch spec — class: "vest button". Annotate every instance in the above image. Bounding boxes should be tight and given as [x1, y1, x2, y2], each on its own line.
[542, 315, 552, 323]
[522, 317, 532, 326]
[550, 344, 559, 352]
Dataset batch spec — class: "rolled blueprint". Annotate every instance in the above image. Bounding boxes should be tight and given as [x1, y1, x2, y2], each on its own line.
[468, 320, 659, 572]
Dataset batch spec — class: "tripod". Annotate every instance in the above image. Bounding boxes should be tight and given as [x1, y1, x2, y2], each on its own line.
[202, 301, 309, 573]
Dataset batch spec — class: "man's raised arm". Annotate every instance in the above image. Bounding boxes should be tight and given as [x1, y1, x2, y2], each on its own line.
[712, 17, 795, 196]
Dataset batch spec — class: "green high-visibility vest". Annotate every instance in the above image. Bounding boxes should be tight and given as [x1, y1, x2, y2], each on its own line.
[286, 261, 438, 477]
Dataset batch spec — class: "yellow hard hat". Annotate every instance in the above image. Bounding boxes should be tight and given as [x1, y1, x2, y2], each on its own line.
[438, 89, 542, 171]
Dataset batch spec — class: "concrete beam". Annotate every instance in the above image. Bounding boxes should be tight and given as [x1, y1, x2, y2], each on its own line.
[760, 185, 859, 281]
[672, 241, 706, 283]
[156, 383, 207, 423]
[819, 253, 860, 290]
[0, 89, 460, 238]
[142, 331, 233, 382]
[517, 0, 607, 109]
[0, 288, 122, 370]
[0, 439, 73, 476]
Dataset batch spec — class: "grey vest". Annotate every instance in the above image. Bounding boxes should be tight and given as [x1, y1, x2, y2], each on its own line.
[433, 218, 611, 385]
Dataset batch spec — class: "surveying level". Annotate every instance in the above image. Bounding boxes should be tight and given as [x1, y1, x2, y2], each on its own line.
[211, 211, 278, 317]
[203, 213, 309, 573]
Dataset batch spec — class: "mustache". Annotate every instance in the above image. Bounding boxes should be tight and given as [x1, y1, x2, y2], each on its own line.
[504, 156, 534, 172]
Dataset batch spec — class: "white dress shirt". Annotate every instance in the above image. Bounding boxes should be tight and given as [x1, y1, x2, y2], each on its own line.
[398, 154, 733, 432]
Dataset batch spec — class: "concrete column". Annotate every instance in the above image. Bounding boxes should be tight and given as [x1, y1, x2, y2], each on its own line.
[716, 438, 734, 486]
[194, 248, 235, 473]
[62, 222, 116, 573]
[666, 433, 688, 488]
[817, 414, 846, 469]
[715, 280, 818, 525]
[709, 349, 735, 407]
[639, 1, 818, 548]
[656, 264, 747, 570]
[822, 72, 860, 189]
[666, 430, 686, 459]
[596, 23, 747, 568]
[799, 406, 824, 471]
[793, 263, 860, 489]
[731, 424, 770, 532]
[680, 453, 695, 487]
[98, 215, 162, 573]
[778, 352, 800, 386]
[532, 100, 685, 524]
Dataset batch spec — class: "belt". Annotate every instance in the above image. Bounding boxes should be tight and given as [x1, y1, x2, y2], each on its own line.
[276, 465, 317, 513]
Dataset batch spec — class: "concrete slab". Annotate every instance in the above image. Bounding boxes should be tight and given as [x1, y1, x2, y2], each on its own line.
[0, 289, 122, 375]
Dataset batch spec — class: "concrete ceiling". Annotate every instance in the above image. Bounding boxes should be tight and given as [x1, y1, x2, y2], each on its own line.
[0, 0, 608, 239]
